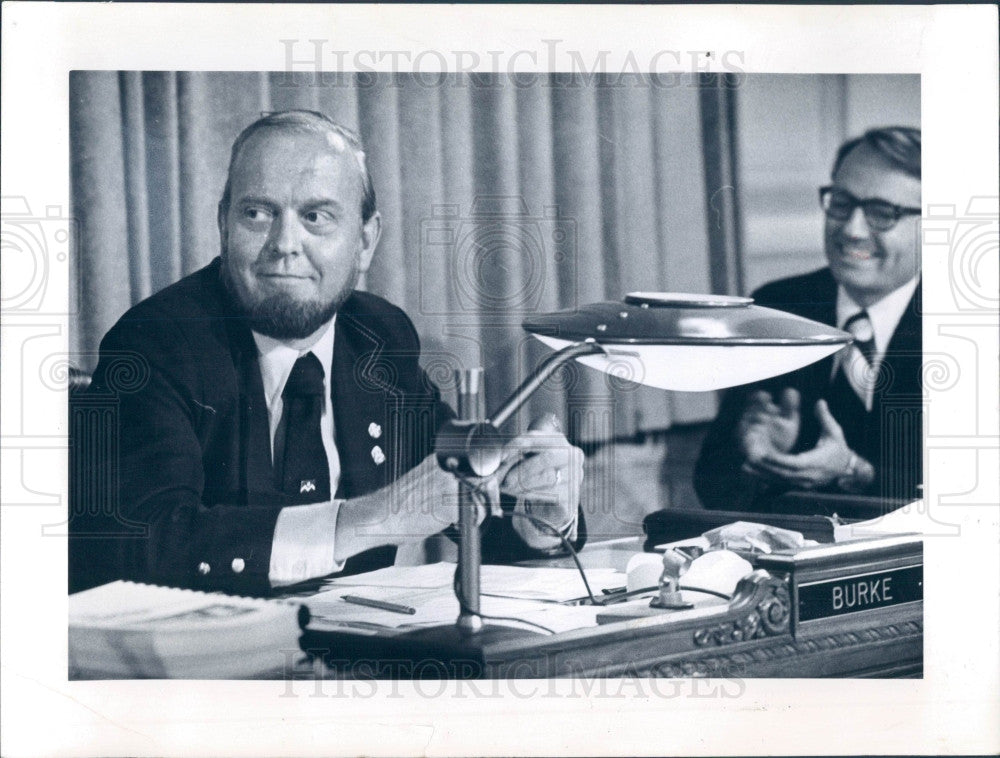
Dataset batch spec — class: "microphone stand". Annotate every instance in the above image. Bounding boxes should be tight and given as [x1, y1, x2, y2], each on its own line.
[440, 341, 606, 634]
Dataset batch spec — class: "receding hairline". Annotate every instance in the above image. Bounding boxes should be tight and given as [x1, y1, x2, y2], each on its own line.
[220, 112, 377, 223]
[833, 140, 912, 176]
[831, 127, 921, 181]
[235, 120, 353, 159]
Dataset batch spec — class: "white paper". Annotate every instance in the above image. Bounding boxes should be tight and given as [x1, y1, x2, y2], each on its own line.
[319, 562, 625, 602]
[834, 500, 936, 541]
[307, 585, 604, 633]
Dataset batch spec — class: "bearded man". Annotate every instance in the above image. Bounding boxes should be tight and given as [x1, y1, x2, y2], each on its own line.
[70, 111, 583, 595]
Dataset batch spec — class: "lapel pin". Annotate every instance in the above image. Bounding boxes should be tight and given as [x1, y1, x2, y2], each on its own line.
[300, 479, 316, 493]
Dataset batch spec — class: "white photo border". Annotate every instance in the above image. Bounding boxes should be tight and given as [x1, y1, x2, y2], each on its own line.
[1, 4, 998, 757]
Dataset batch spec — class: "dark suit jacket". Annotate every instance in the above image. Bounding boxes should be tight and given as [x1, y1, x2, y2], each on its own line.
[70, 258, 582, 594]
[694, 268, 922, 511]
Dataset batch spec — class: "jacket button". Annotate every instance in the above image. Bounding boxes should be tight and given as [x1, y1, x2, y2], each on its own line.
[371, 445, 386, 465]
[231, 558, 245, 574]
[368, 422, 382, 439]
[197, 562, 211, 575]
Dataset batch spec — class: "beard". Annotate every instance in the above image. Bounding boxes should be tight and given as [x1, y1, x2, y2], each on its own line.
[220, 255, 358, 340]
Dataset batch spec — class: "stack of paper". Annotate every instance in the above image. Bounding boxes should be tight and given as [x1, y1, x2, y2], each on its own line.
[69, 581, 306, 679]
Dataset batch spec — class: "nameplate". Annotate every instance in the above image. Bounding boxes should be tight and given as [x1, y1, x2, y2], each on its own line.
[797, 565, 923, 623]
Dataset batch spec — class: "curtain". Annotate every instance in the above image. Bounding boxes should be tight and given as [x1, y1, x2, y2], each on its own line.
[70, 71, 725, 440]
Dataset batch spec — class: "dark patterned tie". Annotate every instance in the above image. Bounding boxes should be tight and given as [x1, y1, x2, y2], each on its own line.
[838, 310, 878, 408]
[279, 352, 330, 503]
[844, 310, 877, 365]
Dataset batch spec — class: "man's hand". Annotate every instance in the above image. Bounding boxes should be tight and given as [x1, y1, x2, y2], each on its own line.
[334, 455, 464, 561]
[496, 429, 584, 548]
[334, 426, 585, 560]
[749, 400, 870, 490]
[738, 389, 801, 478]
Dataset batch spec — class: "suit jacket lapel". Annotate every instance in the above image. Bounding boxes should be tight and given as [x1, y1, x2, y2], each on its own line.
[884, 279, 922, 359]
[239, 347, 279, 504]
[875, 278, 923, 404]
[216, 278, 281, 507]
[331, 309, 394, 499]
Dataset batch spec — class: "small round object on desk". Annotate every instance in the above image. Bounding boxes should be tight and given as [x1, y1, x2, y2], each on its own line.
[197, 561, 211, 575]
[683, 550, 753, 596]
[231, 558, 245, 574]
[626, 552, 662, 593]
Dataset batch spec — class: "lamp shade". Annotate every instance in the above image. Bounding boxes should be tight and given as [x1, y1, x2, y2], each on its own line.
[522, 293, 853, 391]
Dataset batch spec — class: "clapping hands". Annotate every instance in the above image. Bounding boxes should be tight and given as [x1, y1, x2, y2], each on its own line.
[738, 389, 869, 491]
[738, 388, 802, 465]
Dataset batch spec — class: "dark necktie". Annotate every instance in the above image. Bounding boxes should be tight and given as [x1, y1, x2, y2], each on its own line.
[844, 310, 877, 365]
[838, 310, 877, 409]
[279, 352, 331, 503]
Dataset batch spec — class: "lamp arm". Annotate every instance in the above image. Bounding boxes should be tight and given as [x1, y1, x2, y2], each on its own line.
[435, 340, 605, 478]
[488, 340, 606, 428]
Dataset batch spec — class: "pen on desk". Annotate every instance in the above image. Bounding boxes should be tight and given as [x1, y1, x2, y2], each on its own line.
[592, 586, 659, 605]
[341, 595, 417, 615]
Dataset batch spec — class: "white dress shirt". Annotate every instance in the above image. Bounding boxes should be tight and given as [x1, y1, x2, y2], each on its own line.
[256, 318, 571, 583]
[834, 277, 920, 410]
[253, 320, 347, 587]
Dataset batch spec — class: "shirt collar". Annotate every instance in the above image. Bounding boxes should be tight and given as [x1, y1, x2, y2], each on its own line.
[836, 277, 919, 357]
[252, 317, 337, 409]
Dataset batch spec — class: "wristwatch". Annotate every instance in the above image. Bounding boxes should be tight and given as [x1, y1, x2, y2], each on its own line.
[836, 451, 873, 493]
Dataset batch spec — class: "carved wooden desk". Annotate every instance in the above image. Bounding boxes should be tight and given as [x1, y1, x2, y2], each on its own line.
[297, 536, 923, 679]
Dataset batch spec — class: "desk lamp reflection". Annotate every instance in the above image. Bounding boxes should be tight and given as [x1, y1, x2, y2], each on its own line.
[435, 292, 853, 634]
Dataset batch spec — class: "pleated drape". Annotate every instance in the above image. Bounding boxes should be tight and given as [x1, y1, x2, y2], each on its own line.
[69, 72, 724, 439]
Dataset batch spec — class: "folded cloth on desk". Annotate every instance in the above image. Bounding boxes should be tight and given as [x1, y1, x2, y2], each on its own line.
[656, 522, 815, 557]
[702, 521, 814, 553]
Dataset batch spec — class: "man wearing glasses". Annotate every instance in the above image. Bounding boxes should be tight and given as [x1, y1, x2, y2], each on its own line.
[695, 127, 922, 511]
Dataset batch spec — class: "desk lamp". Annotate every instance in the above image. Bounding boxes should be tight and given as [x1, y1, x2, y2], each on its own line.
[435, 292, 852, 634]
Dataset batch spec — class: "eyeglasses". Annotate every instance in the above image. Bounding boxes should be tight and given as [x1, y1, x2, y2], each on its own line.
[819, 186, 921, 232]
